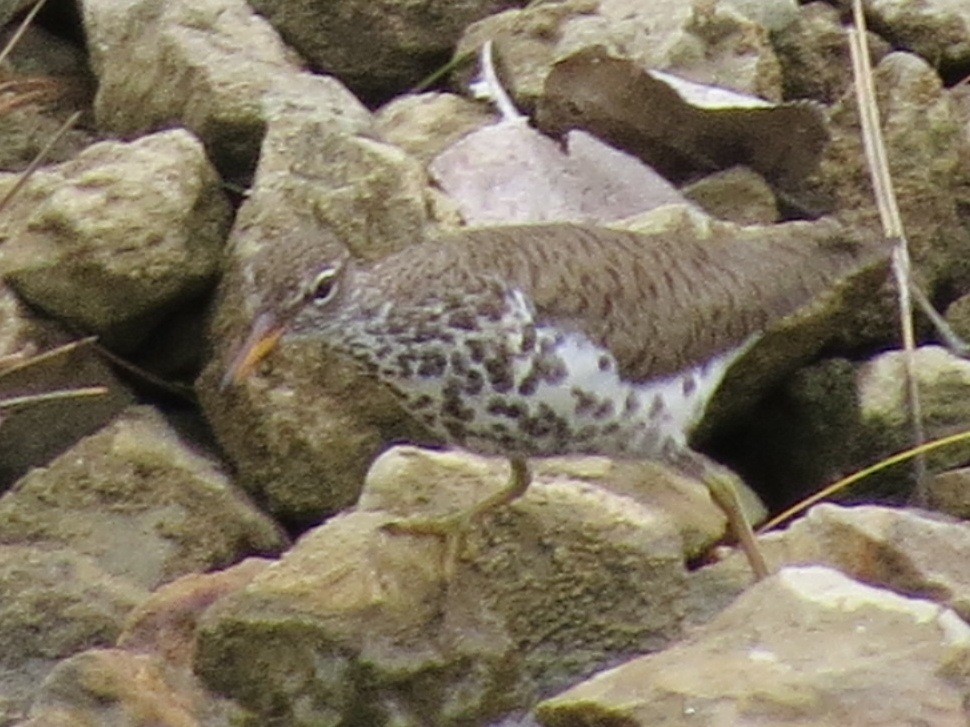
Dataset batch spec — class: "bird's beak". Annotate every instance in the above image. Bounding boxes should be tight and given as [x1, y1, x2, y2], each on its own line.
[220, 312, 285, 388]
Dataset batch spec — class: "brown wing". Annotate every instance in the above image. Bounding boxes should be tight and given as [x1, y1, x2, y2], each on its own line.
[372, 219, 886, 382]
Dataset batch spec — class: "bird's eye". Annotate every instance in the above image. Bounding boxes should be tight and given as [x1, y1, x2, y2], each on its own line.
[308, 267, 339, 304]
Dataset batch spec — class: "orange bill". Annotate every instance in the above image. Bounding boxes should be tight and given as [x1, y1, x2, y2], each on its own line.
[220, 312, 285, 388]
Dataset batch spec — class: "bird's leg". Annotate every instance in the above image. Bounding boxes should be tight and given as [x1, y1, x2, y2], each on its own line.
[465, 456, 532, 521]
[670, 448, 770, 580]
[383, 456, 533, 576]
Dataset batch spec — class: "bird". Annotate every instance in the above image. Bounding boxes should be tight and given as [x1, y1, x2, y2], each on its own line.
[222, 220, 884, 579]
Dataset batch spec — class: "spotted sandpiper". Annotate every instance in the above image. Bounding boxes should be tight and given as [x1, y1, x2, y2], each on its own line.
[223, 220, 883, 579]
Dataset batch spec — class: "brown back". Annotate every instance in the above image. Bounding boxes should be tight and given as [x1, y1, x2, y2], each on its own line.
[370, 220, 887, 382]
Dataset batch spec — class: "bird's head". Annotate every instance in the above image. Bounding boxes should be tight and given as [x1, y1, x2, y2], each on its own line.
[220, 247, 352, 388]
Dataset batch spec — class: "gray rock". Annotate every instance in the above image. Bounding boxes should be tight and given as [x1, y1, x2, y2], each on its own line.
[729, 346, 970, 504]
[457, 0, 783, 112]
[0, 405, 286, 590]
[195, 465, 688, 726]
[81, 0, 372, 175]
[0, 0, 34, 30]
[0, 545, 147, 726]
[681, 166, 779, 224]
[538, 566, 970, 726]
[722, 0, 799, 33]
[771, 2, 890, 104]
[867, 0, 970, 71]
[246, 0, 521, 101]
[690, 503, 970, 626]
[0, 23, 97, 171]
[117, 558, 272, 668]
[0, 283, 134, 489]
[816, 52, 970, 295]
[0, 129, 231, 351]
[944, 291, 970, 344]
[376, 91, 497, 166]
[360, 445, 765, 562]
[929, 467, 970, 520]
[23, 648, 248, 726]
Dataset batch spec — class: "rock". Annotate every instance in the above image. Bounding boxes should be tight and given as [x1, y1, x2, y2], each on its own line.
[22, 649, 248, 726]
[777, 505, 970, 621]
[0, 545, 147, 725]
[118, 557, 271, 669]
[815, 52, 970, 294]
[929, 467, 970, 519]
[681, 166, 779, 224]
[198, 115, 440, 526]
[536, 47, 827, 191]
[195, 473, 688, 726]
[0, 22, 97, 171]
[537, 565, 970, 727]
[429, 120, 691, 225]
[0, 129, 231, 351]
[0, 1, 35, 30]
[246, 0, 521, 102]
[0, 282, 134, 490]
[858, 348, 970, 465]
[722, 0, 799, 33]
[771, 2, 890, 104]
[867, 0, 970, 72]
[359, 445, 765, 562]
[945, 291, 970, 344]
[458, 0, 783, 112]
[0, 406, 286, 589]
[81, 0, 372, 176]
[375, 91, 496, 165]
[690, 503, 970, 625]
[710, 344, 970, 508]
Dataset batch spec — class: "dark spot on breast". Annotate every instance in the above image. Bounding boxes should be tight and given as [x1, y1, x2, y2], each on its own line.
[409, 328, 436, 344]
[521, 325, 537, 352]
[375, 344, 393, 359]
[396, 353, 415, 378]
[417, 351, 447, 378]
[495, 431, 519, 451]
[442, 394, 475, 422]
[442, 378, 462, 399]
[464, 370, 484, 395]
[486, 397, 526, 419]
[443, 420, 468, 442]
[411, 394, 434, 410]
[535, 356, 568, 385]
[592, 400, 615, 420]
[598, 355, 612, 372]
[572, 387, 599, 416]
[624, 393, 640, 415]
[479, 300, 503, 322]
[519, 403, 564, 439]
[539, 336, 559, 354]
[649, 394, 665, 418]
[518, 370, 539, 396]
[466, 339, 487, 363]
[484, 357, 514, 393]
[682, 375, 697, 396]
[449, 351, 468, 375]
[447, 309, 478, 330]
[602, 422, 620, 435]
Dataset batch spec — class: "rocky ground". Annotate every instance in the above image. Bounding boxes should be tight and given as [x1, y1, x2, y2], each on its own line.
[1, 0, 970, 725]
